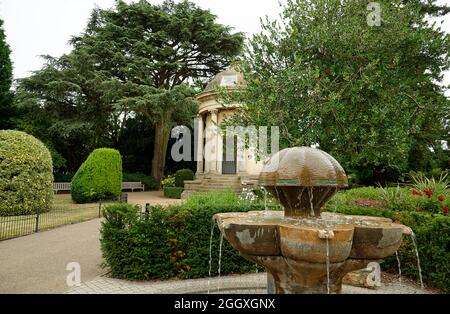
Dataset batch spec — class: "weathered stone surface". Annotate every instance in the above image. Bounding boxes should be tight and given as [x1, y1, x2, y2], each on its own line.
[343, 269, 378, 289]
[215, 148, 409, 294]
[278, 223, 353, 263]
[350, 225, 404, 259]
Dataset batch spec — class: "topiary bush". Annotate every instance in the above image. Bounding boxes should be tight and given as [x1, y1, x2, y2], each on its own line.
[174, 169, 195, 187]
[163, 187, 184, 199]
[71, 148, 122, 204]
[0, 130, 53, 216]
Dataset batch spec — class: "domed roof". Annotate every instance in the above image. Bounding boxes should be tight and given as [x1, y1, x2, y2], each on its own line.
[259, 147, 348, 187]
[202, 67, 246, 94]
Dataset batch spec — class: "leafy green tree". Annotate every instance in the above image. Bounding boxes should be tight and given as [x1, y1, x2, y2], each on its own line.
[0, 18, 14, 129]
[71, 0, 244, 184]
[227, 0, 450, 183]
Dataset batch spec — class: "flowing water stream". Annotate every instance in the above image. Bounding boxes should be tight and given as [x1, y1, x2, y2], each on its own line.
[395, 251, 402, 283]
[410, 231, 424, 289]
[217, 232, 224, 292]
[207, 220, 215, 294]
[326, 238, 330, 294]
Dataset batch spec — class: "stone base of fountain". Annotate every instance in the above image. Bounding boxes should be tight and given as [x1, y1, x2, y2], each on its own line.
[214, 211, 411, 294]
[244, 254, 377, 294]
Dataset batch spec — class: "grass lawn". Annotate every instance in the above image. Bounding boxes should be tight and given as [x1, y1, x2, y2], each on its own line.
[0, 194, 114, 241]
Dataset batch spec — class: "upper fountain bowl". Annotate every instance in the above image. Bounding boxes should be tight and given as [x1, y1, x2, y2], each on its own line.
[259, 147, 349, 218]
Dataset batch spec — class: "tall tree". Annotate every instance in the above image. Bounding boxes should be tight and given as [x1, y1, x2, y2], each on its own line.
[0, 18, 14, 129]
[71, 0, 244, 184]
[227, 0, 450, 183]
[14, 51, 129, 171]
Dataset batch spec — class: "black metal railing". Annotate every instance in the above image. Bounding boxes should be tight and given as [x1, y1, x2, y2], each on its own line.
[0, 203, 104, 241]
[0, 194, 130, 241]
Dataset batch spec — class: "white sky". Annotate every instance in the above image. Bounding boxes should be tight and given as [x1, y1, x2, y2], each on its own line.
[0, 0, 449, 91]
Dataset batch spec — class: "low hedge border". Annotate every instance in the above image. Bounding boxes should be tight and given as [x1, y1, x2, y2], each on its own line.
[164, 187, 184, 199]
[100, 202, 265, 280]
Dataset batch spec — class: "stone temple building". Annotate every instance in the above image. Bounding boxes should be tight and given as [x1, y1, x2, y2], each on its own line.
[182, 67, 265, 198]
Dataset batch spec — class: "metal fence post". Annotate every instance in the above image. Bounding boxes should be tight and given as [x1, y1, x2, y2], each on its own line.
[98, 202, 102, 218]
[35, 208, 40, 233]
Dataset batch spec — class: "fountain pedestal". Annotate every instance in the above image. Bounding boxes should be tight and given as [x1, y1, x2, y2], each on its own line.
[215, 147, 411, 294]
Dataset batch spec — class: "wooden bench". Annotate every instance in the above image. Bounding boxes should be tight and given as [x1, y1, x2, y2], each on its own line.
[53, 182, 72, 194]
[121, 182, 145, 192]
[53, 182, 145, 193]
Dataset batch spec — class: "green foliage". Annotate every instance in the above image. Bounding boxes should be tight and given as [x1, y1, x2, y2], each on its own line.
[0, 130, 53, 216]
[14, 1, 243, 180]
[163, 187, 184, 199]
[161, 176, 176, 188]
[53, 172, 75, 182]
[69, 0, 244, 184]
[174, 169, 195, 187]
[71, 148, 122, 203]
[122, 172, 158, 191]
[226, 0, 450, 183]
[327, 187, 450, 292]
[100, 192, 265, 280]
[0, 18, 15, 130]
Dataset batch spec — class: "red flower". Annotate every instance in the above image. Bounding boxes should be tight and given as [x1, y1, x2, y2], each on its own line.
[438, 195, 444, 202]
[412, 190, 422, 196]
[443, 205, 449, 215]
[423, 188, 433, 198]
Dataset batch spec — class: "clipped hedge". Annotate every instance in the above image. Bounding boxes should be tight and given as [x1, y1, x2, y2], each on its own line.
[163, 187, 184, 199]
[175, 169, 195, 187]
[100, 196, 267, 280]
[71, 148, 122, 204]
[0, 130, 53, 216]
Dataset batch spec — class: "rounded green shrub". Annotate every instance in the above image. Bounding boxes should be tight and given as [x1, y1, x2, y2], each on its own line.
[0, 130, 53, 216]
[71, 148, 122, 204]
[174, 169, 195, 187]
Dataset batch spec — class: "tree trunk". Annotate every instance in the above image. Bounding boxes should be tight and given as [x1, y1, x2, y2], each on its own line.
[152, 112, 171, 188]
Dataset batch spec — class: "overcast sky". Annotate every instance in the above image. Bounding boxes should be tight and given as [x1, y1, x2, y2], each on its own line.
[1, 0, 449, 91]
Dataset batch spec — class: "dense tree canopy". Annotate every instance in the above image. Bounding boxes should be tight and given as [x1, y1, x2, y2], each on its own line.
[70, 0, 244, 184]
[227, 0, 450, 183]
[0, 18, 14, 130]
[15, 0, 244, 184]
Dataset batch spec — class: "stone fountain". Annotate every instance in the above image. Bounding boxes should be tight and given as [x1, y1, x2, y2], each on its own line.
[214, 147, 411, 294]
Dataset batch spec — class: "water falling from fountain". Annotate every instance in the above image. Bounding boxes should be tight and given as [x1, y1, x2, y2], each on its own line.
[395, 251, 402, 283]
[326, 238, 330, 294]
[217, 232, 224, 292]
[308, 187, 315, 217]
[410, 231, 424, 289]
[207, 220, 215, 294]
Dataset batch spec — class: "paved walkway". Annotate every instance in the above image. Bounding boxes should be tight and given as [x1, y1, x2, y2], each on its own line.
[66, 273, 433, 294]
[0, 191, 182, 294]
[0, 219, 103, 294]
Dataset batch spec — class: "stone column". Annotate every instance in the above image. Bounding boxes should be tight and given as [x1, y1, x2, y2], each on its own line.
[196, 114, 204, 177]
[209, 109, 219, 174]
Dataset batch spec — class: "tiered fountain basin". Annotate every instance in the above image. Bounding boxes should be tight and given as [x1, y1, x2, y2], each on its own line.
[214, 211, 411, 294]
[215, 147, 412, 294]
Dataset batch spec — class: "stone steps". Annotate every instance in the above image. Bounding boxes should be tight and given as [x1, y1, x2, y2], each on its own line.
[181, 175, 244, 199]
